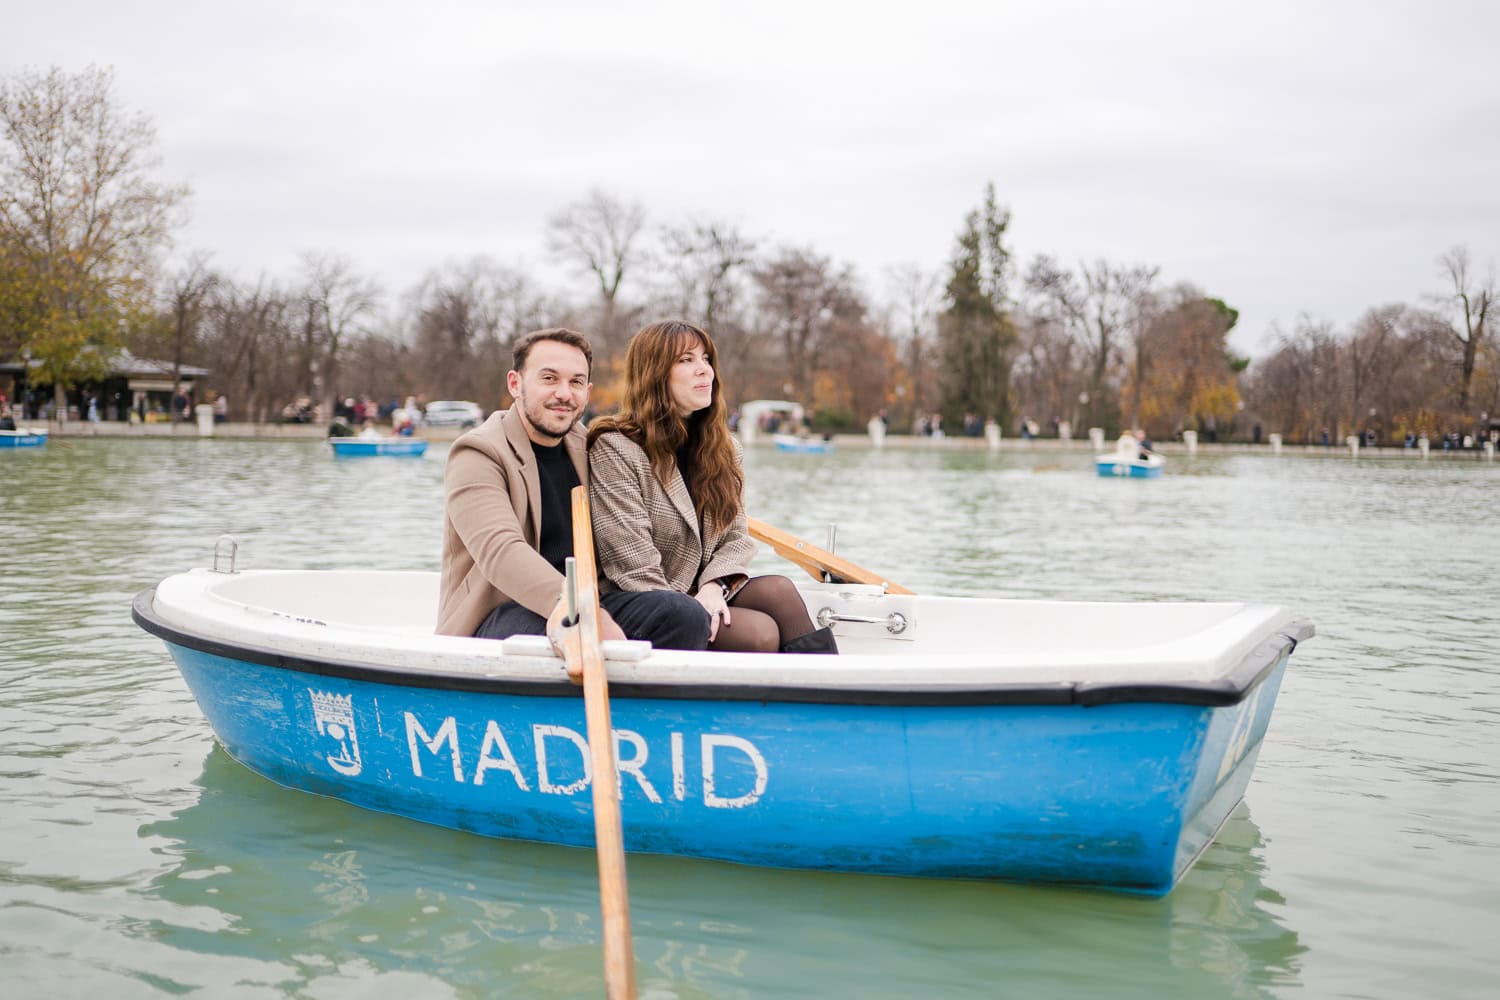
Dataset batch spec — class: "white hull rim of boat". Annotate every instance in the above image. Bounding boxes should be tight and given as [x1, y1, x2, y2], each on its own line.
[133, 570, 1313, 708]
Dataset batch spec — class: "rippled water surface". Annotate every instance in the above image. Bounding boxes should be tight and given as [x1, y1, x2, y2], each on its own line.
[2, 439, 1497, 998]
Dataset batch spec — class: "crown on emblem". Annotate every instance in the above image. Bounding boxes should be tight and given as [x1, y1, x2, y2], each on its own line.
[309, 690, 353, 719]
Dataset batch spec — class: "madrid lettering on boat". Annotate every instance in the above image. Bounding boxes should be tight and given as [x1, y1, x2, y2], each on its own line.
[403, 712, 769, 808]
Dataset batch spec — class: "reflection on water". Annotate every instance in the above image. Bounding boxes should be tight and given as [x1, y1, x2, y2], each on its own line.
[6, 439, 1498, 997]
[137, 746, 1302, 998]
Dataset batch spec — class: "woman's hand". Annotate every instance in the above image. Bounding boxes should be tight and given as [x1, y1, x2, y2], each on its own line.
[695, 581, 731, 641]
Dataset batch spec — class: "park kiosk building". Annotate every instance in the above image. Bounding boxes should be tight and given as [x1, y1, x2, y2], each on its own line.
[0, 350, 209, 422]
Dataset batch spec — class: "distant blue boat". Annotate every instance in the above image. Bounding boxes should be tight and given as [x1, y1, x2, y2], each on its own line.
[773, 434, 834, 454]
[1096, 453, 1164, 478]
[0, 427, 48, 448]
[133, 568, 1311, 895]
[329, 436, 428, 458]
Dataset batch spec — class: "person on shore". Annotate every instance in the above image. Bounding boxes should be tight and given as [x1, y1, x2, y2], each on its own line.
[436, 327, 709, 649]
[586, 320, 838, 654]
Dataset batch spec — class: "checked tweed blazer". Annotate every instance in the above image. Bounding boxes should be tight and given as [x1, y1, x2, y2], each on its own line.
[588, 430, 755, 596]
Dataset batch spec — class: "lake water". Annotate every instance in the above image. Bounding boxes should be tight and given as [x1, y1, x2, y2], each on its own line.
[2, 438, 1496, 998]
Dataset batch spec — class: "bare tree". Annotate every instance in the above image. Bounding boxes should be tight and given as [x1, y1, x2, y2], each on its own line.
[752, 247, 866, 406]
[883, 262, 939, 427]
[403, 256, 552, 406]
[298, 251, 380, 416]
[1435, 246, 1493, 413]
[1024, 256, 1158, 434]
[1346, 304, 1414, 437]
[547, 189, 646, 352]
[1242, 318, 1344, 443]
[229, 279, 292, 423]
[163, 252, 219, 396]
[658, 219, 757, 331]
[1010, 307, 1084, 436]
[654, 218, 759, 397]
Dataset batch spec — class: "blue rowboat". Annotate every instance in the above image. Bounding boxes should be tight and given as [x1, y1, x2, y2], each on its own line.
[132, 569, 1311, 895]
[773, 434, 834, 454]
[329, 436, 428, 458]
[0, 427, 48, 448]
[1096, 453, 1164, 478]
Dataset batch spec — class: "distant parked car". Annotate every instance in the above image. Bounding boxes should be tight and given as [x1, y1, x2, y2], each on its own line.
[422, 400, 484, 428]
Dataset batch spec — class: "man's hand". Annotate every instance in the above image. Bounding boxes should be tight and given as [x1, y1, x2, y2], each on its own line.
[547, 597, 626, 682]
[598, 609, 626, 642]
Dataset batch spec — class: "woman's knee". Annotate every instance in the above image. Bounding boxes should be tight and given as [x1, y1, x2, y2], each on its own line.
[717, 610, 779, 652]
[752, 574, 801, 602]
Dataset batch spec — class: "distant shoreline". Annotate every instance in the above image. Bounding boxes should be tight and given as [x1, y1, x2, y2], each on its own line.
[27, 420, 1497, 461]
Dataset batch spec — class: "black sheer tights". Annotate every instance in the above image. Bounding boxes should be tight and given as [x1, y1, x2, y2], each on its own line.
[708, 575, 816, 653]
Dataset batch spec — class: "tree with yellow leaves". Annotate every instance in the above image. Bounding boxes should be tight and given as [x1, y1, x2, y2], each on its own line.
[0, 65, 187, 416]
[1123, 289, 1245, 439]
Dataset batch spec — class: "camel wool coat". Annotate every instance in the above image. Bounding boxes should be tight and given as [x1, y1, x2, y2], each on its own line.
[436, 407, 587, 637]
[588, 430, 755, 596]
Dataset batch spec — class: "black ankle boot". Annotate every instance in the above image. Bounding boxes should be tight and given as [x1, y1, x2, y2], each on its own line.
[780, 626, 839, 654]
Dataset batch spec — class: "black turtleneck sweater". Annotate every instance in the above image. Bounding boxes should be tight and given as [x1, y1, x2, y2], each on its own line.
[533, 439, 581, 572]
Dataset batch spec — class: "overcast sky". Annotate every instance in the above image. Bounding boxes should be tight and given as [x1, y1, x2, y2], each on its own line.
[6, 0, 1497, 357]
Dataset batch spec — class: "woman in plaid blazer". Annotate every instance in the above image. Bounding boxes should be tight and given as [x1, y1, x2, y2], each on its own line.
[587, 320, 838, 654]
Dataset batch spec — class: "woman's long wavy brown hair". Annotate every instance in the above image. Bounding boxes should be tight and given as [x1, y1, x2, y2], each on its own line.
[587, 320, 742, 532]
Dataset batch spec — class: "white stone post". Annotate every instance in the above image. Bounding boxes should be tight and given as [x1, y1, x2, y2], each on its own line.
[985, 419, 1001, 451]
[867, 415, 886, 448]
[1418, 435, 1430, 459]
[1269, 432, 1282, 455]
[195, 403, 215, 437]
[1088, 426, 1105, 452]
[1183, 429, 1198, 455]
[1347, 435, 1360, 458]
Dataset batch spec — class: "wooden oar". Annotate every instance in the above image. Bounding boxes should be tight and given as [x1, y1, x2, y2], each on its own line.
[747, 517, 914, 595]
[549, 485, 636, 1000]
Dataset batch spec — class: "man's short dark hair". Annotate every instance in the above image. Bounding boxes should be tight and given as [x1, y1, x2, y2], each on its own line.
[512, 328, 594, 375]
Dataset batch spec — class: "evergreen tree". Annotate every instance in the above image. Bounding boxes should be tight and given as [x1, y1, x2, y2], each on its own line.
[937, 184, 1016, 429]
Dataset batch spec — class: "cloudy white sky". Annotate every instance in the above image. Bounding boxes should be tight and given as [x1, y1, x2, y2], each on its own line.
[6, 0, 1497, 356]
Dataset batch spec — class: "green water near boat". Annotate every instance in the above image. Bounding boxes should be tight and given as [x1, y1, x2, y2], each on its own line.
[2, 439, 1496, 998]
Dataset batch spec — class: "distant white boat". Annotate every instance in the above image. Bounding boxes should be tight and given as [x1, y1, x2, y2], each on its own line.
[1097, 435, 1164, 478]
[329, 436, 428, 457]
[1096, 452, 1164, 478]
[0, 427, 48, 448]
[737, 399, 805, 446]
[773, 434, 834, 454]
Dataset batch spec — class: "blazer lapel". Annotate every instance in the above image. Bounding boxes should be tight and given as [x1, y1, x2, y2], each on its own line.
[665, 465, 701, 542]
[501, 408, 543, 540]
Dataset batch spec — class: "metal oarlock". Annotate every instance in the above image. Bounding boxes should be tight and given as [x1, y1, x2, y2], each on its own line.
[816, 607, 907, 635]
[564, 556, 578, 627]
[212, 535, 239, 574]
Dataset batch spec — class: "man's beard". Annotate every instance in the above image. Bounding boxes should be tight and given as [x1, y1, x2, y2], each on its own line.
[520, 391, 579, 439]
